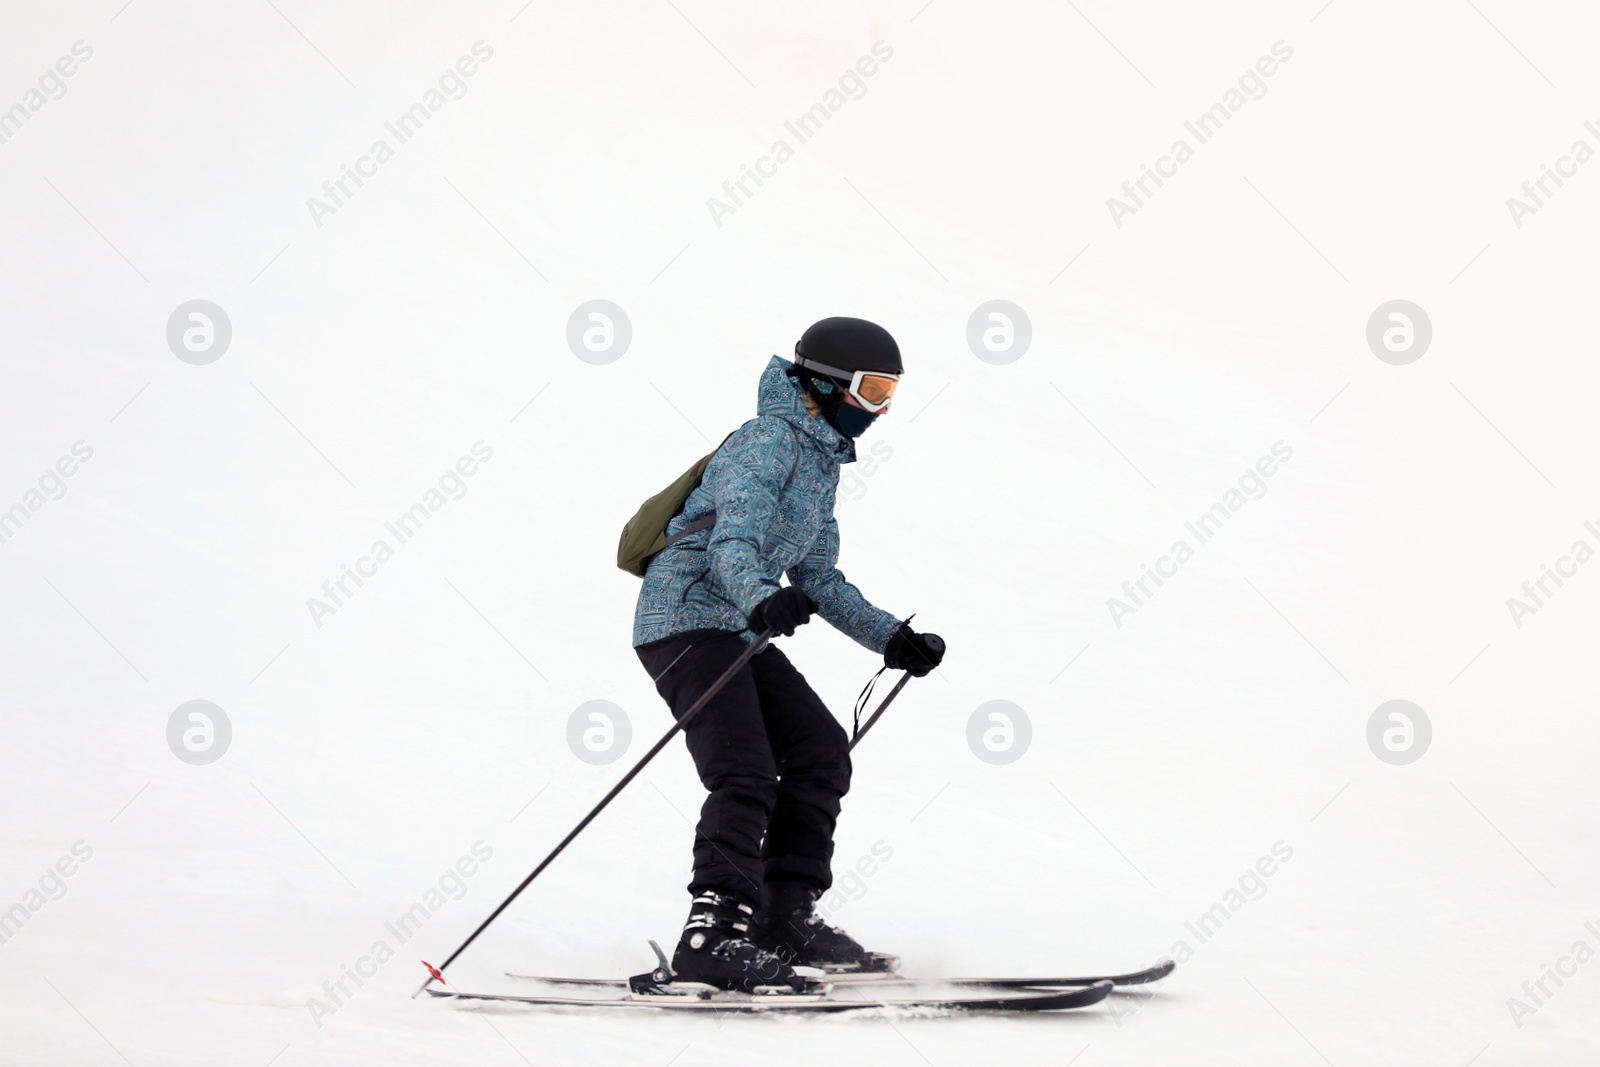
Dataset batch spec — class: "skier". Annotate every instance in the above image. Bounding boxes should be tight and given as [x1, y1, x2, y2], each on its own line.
[632, 317, 946, 992]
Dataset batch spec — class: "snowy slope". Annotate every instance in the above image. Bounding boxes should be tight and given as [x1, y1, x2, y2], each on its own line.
[2, 1, 1598, 1064]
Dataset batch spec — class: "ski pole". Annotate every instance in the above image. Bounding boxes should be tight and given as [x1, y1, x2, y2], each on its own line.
[848, 672, 912, 752]
[416, 629, 774, 994]
[848, 633, 941, 752]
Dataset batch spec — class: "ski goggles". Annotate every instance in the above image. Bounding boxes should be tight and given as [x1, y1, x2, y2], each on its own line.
[792, 355, 901, 413]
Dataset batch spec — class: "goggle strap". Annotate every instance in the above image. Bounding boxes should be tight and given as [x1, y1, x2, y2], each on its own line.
[793, 354, 899, 384]
[793, 354, 899, 413]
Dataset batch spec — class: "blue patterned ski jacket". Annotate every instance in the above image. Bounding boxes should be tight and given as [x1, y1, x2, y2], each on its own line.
[632, 356, 902, 652]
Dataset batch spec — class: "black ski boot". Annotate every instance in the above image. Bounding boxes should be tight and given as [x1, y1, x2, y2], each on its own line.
[753, 880, 896, 973]
[668, 891, 805, 993]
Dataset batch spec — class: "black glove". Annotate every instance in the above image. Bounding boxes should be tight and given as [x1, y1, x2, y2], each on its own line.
[884, 624, 944, 677]
[748, 586, 816, 637]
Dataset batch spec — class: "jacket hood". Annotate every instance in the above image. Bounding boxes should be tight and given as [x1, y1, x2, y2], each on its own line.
[756, 355, 857, 463]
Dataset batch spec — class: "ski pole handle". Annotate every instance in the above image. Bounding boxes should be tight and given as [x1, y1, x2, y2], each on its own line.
[913, 633, 945, 674]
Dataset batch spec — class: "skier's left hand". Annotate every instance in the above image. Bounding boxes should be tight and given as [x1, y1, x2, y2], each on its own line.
[748, 586, 817, 637]
[885, 624, 944, 677]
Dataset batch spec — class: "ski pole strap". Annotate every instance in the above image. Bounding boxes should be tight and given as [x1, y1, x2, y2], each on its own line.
[850, 612, 918, 744]
[851, 666, 888, 741]
[848, 670, 914, 753]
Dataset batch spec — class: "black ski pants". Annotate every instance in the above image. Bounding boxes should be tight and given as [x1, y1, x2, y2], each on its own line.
[636, 629, 851, 904]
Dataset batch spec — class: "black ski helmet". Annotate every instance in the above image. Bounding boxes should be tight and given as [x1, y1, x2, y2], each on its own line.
[789, 317, 901, 438]
[793, 317, 903, 380]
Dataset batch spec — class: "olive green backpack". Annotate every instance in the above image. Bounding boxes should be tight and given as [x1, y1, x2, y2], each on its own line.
[616, 422, 797, 577]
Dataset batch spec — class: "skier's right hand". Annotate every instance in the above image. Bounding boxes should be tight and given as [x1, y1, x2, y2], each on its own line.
[885, 624, 944, 677]
[748, 586, 817, 637]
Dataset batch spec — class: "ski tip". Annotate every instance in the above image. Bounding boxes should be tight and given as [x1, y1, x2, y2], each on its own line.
[1082, 979, 1115, 1005]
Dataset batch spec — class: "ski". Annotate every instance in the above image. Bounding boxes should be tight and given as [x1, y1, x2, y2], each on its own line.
[427, 979, 1113, 1013]
[831, 958, 1176, 988]
[507, 956, 1174, 991]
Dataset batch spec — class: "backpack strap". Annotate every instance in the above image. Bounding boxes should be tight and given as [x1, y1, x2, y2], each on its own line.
[661, 511, 716, 548]
[660, 424, 800, 550]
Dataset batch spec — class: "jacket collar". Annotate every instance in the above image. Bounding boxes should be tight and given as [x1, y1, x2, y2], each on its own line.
[756, 355, 857, 464]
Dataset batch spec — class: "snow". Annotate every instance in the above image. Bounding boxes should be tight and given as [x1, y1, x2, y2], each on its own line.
[2, 1, 1598, 1064]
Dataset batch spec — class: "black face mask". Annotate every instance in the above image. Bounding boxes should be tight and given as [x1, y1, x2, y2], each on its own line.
[793, 369, 879, 439]
[829, 402, 879, 439]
